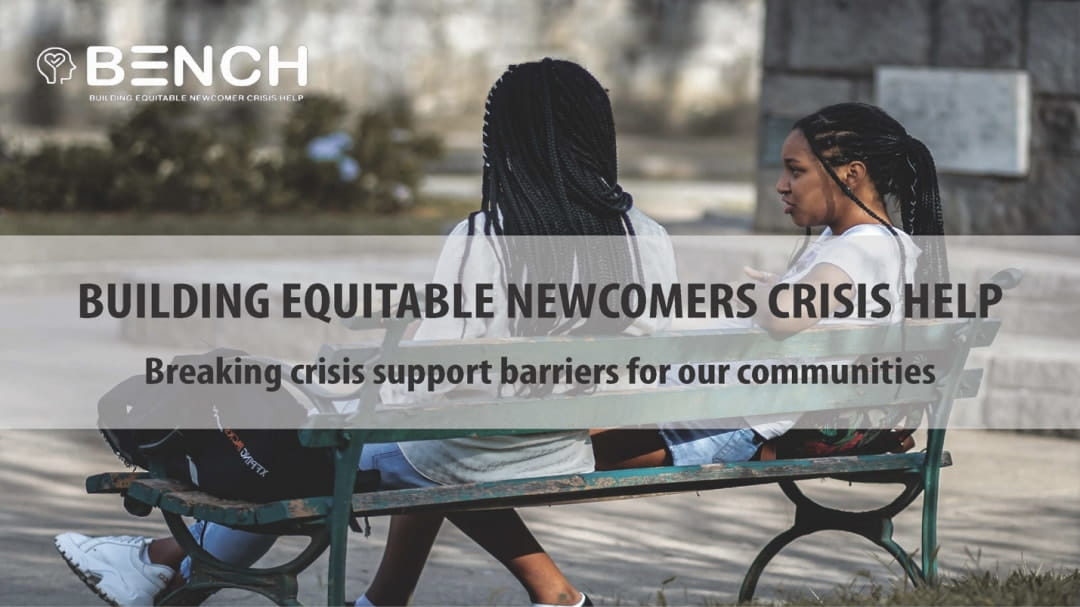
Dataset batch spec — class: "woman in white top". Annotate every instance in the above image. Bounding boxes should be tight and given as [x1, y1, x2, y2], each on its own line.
[592, 102, 948, 469]
[357, 58, 676, 607]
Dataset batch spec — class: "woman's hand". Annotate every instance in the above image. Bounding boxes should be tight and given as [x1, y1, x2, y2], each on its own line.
[750, 262, 852, 339]
[744, 266, 788, 336]
[743, 266, 778, 284]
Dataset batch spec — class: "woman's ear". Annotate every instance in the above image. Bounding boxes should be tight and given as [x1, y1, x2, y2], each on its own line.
[841, 161, 867, 189]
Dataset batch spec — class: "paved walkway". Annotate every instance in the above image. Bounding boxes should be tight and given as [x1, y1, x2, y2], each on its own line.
[2, 428, 1077, 606]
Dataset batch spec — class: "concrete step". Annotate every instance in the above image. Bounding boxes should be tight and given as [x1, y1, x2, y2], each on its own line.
[956, 334, 1080, 435]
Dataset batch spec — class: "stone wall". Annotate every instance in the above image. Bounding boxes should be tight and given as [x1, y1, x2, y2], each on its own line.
[755, 0, 1080, 234]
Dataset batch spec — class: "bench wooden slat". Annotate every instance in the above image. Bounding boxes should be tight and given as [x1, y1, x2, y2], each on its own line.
[85, 471, 150, 494]
[113, 452, 949, 527]
[125, 479, 331, 527]
[333, 368, 982, 432]
[321, 320, 990, 368]
[347, 452, 951, 516]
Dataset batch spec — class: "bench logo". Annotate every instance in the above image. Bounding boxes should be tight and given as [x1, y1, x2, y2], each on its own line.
[36, 45, 307, 87]
[37, 47, 77, 84]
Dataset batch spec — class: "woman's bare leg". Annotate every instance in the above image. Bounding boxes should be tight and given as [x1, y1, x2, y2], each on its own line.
[363, 510, 581, 606]
[448, 509, 581, 605]
[364, 513, 445, 606]
[144, 537, 186, 592]
[146, 537, 184, 569]
[590, 429, 670, 470]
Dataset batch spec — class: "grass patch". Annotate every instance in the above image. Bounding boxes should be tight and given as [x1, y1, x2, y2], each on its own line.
[0, 197, 477, 235]
[643, 569, 1080, 606]
[770, 569, 1080, 606]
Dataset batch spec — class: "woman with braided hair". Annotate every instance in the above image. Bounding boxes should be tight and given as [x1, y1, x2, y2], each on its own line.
[592, 101, 946, 469]
[783, 101, 948, 297]
[354, 57, 676, 607]
[55, 59, 674, 607]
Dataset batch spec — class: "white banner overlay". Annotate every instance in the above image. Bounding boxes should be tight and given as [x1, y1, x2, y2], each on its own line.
[1, 235, 1077, 430]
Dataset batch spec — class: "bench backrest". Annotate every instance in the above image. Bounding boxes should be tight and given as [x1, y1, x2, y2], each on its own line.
[309, 316, 998, 444]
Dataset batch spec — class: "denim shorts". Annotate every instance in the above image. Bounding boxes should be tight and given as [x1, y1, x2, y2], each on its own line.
[659, 427, 760, 466]
[359, 442, 439, 489]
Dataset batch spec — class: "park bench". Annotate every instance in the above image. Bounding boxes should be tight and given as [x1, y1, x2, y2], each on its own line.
[85, 271, 1017, 606]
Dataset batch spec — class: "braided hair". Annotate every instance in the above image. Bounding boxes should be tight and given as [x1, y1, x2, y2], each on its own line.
[790, 102, 949, 299]
[462, 58, 643, 337]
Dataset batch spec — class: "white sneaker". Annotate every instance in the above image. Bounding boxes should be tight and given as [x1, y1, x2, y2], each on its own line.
[54, 533, 174, 606]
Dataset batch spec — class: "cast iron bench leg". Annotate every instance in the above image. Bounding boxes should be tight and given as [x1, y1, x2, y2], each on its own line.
[738, 476, 927, 603]
[156, 511, 330, 606]
[327, 440, 366, 607]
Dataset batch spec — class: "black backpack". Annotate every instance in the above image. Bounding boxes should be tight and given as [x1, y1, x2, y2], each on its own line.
[98, 349, 339, 502]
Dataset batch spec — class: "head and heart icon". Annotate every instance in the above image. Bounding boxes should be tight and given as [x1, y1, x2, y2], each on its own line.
[36, 47, 77, 84]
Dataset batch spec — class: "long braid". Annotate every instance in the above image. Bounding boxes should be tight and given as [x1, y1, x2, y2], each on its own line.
[902, 136, 949, 287]
[787, 226, 811, 270]
[461, 59, 643, 339]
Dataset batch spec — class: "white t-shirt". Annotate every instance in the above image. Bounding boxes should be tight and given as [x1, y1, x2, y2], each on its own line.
[383, 207, 677, 485]
[748, 223, 921, 438]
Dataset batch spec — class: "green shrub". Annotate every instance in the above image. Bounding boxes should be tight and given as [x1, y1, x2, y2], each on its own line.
[3, 143, 114, 212]
[268, 94, 443, 212]
[107, 103, 262, 212]
[0, 95, 442, 214]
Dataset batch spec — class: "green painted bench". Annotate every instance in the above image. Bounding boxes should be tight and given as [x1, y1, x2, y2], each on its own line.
[85, 280, 1011, 606]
